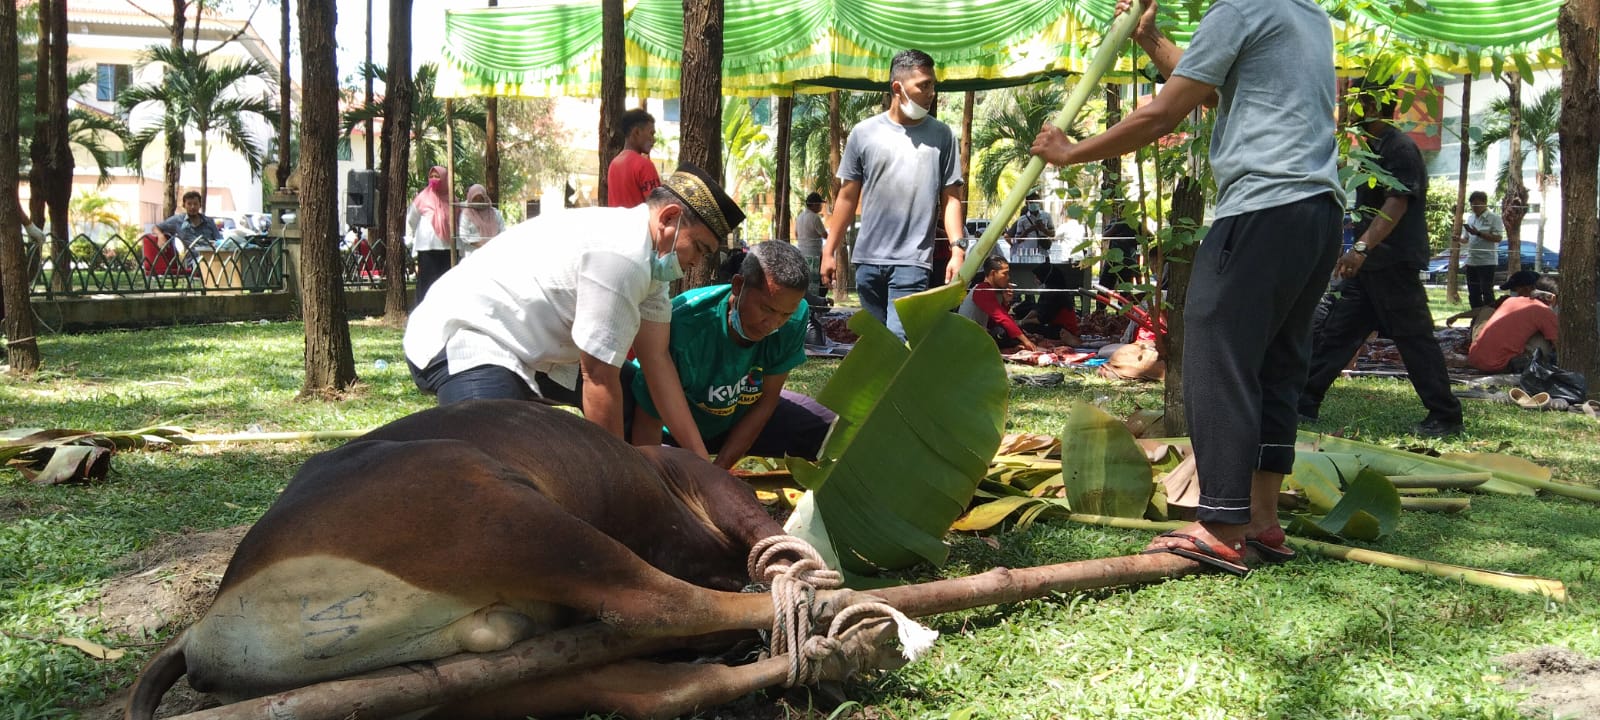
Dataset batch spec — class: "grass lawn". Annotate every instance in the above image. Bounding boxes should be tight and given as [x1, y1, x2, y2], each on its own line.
[3, 316, 1598, 720]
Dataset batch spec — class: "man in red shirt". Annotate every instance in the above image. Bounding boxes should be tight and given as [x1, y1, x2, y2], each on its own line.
[1467, 270, 1558, 373]
[607, 109, 661, 208]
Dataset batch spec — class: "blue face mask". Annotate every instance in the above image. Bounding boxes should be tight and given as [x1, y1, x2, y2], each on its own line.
[650, 214, 686, 283]
[728, 289, 756, 342]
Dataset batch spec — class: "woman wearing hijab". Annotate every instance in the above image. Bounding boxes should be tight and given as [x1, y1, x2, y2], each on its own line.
[456, 184, 504, 259]
[407, 165, 452, 303]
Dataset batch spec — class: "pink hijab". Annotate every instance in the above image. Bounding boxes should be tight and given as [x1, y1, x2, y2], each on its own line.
[412, 165, 451, 240]
[461, 184, 500, 237]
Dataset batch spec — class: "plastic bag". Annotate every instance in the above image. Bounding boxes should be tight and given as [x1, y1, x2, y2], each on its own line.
[1519, 350, 1587, 404]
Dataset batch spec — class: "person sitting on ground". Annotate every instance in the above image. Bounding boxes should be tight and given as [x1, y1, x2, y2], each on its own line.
[959, 255, 1040, 352]
[1018, 260, 1083, 345]
[623, 241, 836, 469]
[1466, 270, 1558, 374]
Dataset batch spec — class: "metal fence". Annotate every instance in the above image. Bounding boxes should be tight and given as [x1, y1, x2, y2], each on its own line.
[20, 232, 414, 297]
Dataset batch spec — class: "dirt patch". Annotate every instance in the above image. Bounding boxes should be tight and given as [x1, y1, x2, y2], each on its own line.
[1498, 645, 1600, 720]
[77, 525, 248, 640]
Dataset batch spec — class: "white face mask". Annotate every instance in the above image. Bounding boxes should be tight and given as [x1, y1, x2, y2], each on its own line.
[898, 86, 930, 121]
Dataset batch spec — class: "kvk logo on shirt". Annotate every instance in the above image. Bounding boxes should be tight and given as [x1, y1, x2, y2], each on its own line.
[698, 368, 765, 416]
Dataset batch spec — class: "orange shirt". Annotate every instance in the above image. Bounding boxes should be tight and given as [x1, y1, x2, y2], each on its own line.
[1467, 296, 1558, 372]
[606, 150, 661, 208]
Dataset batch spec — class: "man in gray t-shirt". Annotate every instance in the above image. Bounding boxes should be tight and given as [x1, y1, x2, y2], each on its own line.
[1031, 0, 1344, 573]
[821, 48, 965, 341]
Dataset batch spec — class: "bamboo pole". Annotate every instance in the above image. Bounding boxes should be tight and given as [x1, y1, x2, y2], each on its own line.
[1399, 497, 1471, 513]
[1064, 514, 1566, 601]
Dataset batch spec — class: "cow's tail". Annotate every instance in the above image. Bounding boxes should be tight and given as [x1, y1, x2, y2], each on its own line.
[124, 629, 188, 720]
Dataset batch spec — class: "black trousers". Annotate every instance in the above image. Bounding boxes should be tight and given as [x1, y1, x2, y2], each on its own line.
[1184, 194, 1342, 525]
[1464, 264, 1496, 309]
[414, 249, 453, 307]
[1300, 264, 1462, 424]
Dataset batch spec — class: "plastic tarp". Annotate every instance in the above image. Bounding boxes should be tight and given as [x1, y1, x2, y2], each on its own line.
[435, 0, 1565, 99]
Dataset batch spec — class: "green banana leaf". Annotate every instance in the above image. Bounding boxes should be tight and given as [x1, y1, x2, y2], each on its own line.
[1059, 401, 1152, 518]
[1298, 431, 1542, 498]
[1311, 467, 1402, 541]
[1287, 454, 1346, 514]
[785, 308, 1008, 576]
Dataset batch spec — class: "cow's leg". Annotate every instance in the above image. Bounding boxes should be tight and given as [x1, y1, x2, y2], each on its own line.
[426, 657, 790, 720]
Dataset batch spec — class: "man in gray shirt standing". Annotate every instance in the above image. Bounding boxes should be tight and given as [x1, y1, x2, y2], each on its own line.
[1032, 0, 1344, 574]
[821, 48, 966, 341]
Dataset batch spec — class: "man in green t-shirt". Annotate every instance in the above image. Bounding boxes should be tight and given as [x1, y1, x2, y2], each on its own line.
[624, 241, 836, 469]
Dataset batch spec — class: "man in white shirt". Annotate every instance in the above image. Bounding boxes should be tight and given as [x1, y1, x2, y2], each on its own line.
[404, 163, 745, 452]
[1457, 190, 1505, 309]
[794, 191, 828, 295]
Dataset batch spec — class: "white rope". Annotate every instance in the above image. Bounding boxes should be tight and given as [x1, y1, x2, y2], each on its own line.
[746, 535, 937, 686]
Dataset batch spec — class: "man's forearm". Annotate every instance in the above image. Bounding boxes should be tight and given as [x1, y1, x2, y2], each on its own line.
[580, 376, 625, 439]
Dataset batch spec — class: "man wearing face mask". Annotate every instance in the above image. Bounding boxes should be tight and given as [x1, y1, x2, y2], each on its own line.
[404, 163, 744, 452]
[1005, 192, 1055, 264]
[821, 48, 966, 341]
[623, 241, 837, 469]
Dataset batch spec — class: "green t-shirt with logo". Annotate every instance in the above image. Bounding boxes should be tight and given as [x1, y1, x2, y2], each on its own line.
[630, 284, 809, 439]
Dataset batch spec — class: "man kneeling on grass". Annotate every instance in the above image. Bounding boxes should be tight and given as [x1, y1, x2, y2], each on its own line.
[624, 241, 837, 469]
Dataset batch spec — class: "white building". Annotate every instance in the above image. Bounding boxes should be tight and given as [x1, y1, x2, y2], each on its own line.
[20, 0, 284, 233]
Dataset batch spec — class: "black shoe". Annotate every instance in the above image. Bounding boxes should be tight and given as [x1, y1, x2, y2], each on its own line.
[1413, 418, 1464, 438]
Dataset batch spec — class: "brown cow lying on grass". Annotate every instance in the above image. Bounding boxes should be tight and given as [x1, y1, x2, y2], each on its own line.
[126, 399, 895, 719]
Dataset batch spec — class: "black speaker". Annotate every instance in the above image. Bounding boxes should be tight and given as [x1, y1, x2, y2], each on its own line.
[524, 199, 541, 219]
[346, 169, 378, 227]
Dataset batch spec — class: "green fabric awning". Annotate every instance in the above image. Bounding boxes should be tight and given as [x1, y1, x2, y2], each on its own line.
[436, 0, 1566, 99]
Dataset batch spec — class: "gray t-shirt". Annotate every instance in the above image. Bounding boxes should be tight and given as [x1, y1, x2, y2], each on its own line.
[1462, 211, 1504, 267]
[1173, 0, 1344, 219]
[837, 112, 963, 269]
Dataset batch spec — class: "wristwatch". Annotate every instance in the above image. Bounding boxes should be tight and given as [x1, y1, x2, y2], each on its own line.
[1351, 241, 1368, 255]
[955, 238, 972, 251]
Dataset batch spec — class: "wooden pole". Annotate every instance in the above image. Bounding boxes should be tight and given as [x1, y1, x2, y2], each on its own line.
[446, 99, 458, 267]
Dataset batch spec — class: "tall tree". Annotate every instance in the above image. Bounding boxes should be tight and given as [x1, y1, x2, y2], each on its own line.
[380, 0, 415, 320]
[774, 95, 791, 241]
[1445, 73, 1471, 304]
[297, 0, 357, 396]
[679, 0, 723, 288]
[2, 0, 41, 374]
[276, 0, 291, 191]
[482, 1, 500, 203]
[1557, 0, 1598, 397]
[119, 46, 280, 203]
[828, 89, 844, 303]
[971, 84, 1084, 203]
[1498, 74, 1527, 273]
[598, 0, 624, 206]
[1474, 86, 1561, 272]
[28, 0, 71, 293]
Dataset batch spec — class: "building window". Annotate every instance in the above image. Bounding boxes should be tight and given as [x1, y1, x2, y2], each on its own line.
[662, 98, 681, 122]
[96, 64, 131, 102]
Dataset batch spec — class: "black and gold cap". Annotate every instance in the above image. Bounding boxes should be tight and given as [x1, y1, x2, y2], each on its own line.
[661, 162, 746, 244]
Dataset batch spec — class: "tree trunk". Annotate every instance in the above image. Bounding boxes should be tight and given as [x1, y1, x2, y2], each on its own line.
[828, 90, 845, 304]
[1501, 75, 1527, 273]
[960, 90, 974, 208]
[297, 0, 358, 397]
[1101, 83, 1122, 195]
[1446, 73, 1471, 304]
[166, 0, 190, 219]
[1557, 0, 1599, 397]
[364, 0, 374, 171]
[598, 0, 624, 207]
[200, 125, 211, 201]
[34, 0, 71, 294]
[1160, 177, 1203, 436]
[382, 0, 415, 321]
[679, 0, 723, 289]
[276, 0, 291, 190]
[2, 0, 41, 374]
[774, 95, 792, 242]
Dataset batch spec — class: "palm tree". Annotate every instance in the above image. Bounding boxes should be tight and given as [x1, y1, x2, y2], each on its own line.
[15, 23, 129, 189]
[118, 45, 280, 208]
[722, 97, 771, 213]
[971, 84, 1087, 205]
[341, 62, 486, 195]
[787, 91, 879, 201]
[1473, 85, 1560, 271]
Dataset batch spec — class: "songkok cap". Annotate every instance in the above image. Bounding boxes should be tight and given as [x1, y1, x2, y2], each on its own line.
[661, 162, 746, 244]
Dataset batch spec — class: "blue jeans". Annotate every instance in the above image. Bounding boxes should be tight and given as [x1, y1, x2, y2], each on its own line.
[855, 263, 929, 341]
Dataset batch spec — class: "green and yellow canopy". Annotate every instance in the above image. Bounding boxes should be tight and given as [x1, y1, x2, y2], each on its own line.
[435, 0, 1565, 99]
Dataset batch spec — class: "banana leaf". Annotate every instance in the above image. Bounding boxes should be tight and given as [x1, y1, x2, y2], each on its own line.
[1298, 431, 1545, 498]
[1059, 401, 1152, 518]
[0, 426, 189, 485]
[785, 309, 1008, 576]
[1311, 467, 1402, 540]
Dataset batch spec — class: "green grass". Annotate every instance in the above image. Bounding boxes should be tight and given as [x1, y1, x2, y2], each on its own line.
[3, 319, 1598, 719]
